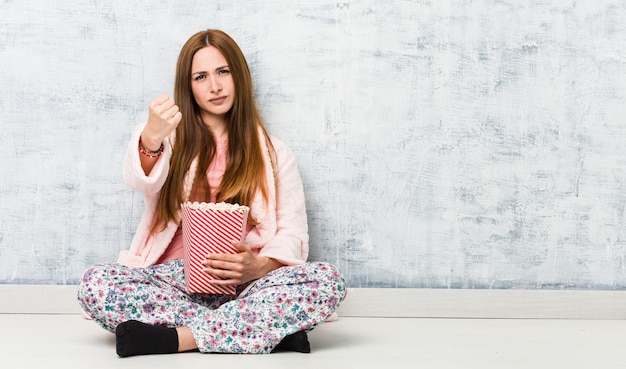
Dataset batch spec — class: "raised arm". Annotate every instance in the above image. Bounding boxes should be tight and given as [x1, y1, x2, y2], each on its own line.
[139, 93, 182, 175]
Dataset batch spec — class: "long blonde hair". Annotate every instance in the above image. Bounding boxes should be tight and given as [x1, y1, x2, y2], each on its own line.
[151, 29, 274, 234]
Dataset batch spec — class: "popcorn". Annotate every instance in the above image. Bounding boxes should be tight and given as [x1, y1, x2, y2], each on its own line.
[181, 201, 249, 295]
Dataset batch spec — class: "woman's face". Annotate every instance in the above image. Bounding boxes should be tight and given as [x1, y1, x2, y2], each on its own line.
[190, 46, 235, 124]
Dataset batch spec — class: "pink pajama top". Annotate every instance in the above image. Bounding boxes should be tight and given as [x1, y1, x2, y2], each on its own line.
[118, 123, 309, 268]
[155, 137, 228, 264]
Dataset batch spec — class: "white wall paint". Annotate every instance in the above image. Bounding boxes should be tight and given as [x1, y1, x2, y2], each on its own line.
[1, 1, 625, 288]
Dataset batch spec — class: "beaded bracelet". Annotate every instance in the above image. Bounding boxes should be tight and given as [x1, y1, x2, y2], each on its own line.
[138, 136, 164, 158]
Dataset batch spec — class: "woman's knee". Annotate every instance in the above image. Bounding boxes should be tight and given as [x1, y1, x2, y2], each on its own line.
[316, 262, 346, 288]
[78, 264, 103, 295]
[303, 262, 347, 306]
[298, 262, 347, 322]
[76, 263, 126, 320]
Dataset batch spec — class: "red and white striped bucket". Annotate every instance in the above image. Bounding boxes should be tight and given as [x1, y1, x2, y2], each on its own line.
[181, 202, 249, 295]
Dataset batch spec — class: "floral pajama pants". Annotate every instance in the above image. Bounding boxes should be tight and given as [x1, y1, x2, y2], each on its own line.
[77, 260, 346, 354]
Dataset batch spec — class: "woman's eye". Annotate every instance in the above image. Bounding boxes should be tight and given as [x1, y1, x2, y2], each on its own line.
[194, 75, 206, 81]
[219, 69, 230, 75]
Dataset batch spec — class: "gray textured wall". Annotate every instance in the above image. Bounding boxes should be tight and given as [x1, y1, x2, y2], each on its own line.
[1, 1, 625, 289]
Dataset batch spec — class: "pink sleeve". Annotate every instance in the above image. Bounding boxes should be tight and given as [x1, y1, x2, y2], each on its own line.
[256, 140, 309, 265]
[122, 123, 172, 196]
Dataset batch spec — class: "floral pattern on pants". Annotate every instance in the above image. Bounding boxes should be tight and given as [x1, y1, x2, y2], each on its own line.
[77, 260, 346, 353]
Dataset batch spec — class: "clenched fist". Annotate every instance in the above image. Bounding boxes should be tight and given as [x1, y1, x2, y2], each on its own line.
[141, 93, 182, 151]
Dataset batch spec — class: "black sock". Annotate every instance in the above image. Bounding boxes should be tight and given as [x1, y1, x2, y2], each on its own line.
[271, 331, 311, 353]
[115, 320, 179, 357]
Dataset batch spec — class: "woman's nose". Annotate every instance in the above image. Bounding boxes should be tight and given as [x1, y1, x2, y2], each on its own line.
[208, 75, 221, 93]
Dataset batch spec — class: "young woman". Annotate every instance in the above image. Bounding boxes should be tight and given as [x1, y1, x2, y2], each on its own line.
[77, 29, 346, 357]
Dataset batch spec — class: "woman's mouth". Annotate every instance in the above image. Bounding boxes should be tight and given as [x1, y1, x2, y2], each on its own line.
[209, 96, 227, 104]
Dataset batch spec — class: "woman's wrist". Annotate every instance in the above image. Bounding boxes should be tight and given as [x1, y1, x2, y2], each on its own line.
[139, 129, 164, 151]
[256, 257, 283, 279]
[139, 135, 164, 158]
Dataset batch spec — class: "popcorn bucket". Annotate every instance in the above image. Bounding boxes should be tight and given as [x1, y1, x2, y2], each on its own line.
[181, 202, 249, 295]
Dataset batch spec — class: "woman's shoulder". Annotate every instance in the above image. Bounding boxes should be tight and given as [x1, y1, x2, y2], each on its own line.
[267, 134, 296, 159]
[267, 134, 286, 148]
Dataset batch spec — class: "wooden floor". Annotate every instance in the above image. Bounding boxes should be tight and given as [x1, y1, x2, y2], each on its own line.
[2, 314, 625, 368]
